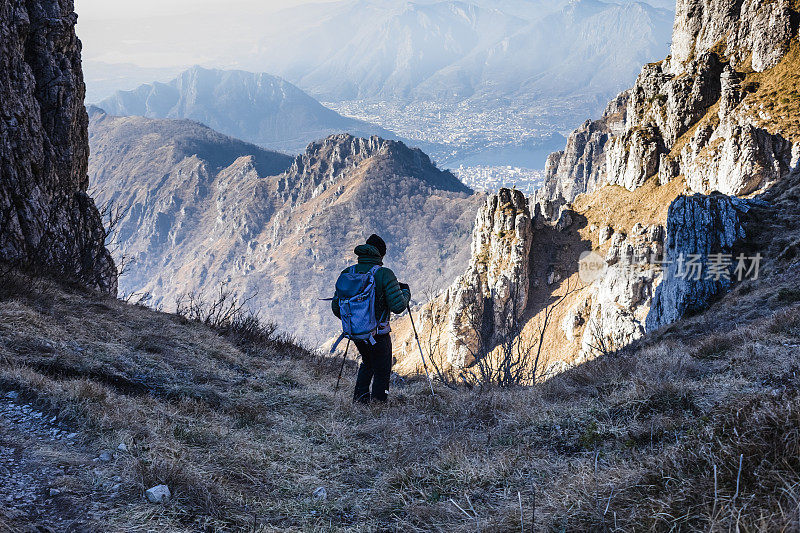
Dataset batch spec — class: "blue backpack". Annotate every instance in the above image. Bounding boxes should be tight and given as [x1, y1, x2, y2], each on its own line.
[330, 265, 389, 352]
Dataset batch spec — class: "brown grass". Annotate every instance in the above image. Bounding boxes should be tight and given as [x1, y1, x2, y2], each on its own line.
[1, 257, 800, 531]
[745, 41, 800, 141]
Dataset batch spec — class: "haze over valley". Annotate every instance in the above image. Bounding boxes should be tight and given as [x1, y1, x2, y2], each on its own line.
[79, 0, 674, 185]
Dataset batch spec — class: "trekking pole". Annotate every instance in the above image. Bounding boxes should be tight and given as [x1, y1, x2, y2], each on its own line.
[334, 339, 350, 393]
[407, 303, 435, 396]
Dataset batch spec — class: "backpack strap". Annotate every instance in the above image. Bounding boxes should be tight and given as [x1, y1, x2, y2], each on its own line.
[330, 332, 347, 353]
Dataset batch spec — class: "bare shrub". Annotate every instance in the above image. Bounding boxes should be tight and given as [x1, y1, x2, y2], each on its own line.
[95, 196, 134, 279]
[176, 284, 306, 358]
[462, 278, 578, 388]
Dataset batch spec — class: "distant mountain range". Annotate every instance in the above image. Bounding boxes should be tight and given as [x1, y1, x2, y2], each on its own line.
[82, 0, 674, 170]
[96, 67, 398, 153]
[88, 109, 483, 342]
[253, 0, 674, 104]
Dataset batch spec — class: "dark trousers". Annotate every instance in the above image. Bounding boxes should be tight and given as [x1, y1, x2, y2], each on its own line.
[353, 333, 392, 403]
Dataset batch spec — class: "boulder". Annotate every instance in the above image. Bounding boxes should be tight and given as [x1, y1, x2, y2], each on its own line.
[145, 485, 171, 504]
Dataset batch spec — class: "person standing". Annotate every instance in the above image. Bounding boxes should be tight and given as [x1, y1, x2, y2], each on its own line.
[331, 234, 410, 403]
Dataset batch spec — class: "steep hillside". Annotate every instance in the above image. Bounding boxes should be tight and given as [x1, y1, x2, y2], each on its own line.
[88, 120, 483, 343]
[2, 234, 800, 530]
[87, 107, 293, 192]
[0, 0, 115, 293]
[96, 66, 396, 153]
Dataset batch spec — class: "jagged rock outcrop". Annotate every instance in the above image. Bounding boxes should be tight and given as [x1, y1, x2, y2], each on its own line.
[423, 0, 799, 378]
[540, 0, 799, 204]
[541, 92, 629, 204]
[276, 134, 469, 209]
[646, 194, 749, 330]
[668, 0, 794, 75]
[680, 105, 795, 195]
[443, 189, 533, 368]
[564, 224, 665, 361]
[0, 0, 116, 293]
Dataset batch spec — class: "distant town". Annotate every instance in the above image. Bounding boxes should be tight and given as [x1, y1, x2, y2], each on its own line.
[452, 165, 545, 195]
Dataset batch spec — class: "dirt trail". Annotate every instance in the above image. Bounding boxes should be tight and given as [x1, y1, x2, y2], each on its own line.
[0, 392, 118, 532]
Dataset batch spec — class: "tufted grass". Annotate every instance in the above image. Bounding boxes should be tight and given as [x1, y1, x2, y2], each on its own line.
[0, 262, 800, 531]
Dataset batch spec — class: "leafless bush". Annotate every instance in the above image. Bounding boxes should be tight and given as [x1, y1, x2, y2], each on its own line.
[121, 290, 153, 307]
[460, 277, 578, 388]
[585, 314, 616, 358]
[96, 197, 134, 278]
[417, 284, 461, 388]
[175, 284, 305, 358]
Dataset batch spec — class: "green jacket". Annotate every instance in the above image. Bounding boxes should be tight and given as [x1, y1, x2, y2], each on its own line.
[332, 244, 411, 323]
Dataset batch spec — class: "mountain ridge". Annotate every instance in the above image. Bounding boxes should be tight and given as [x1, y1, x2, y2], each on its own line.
[96, 66, 397, 153]
[391, 0, 800, 377]
[88, 116, 483, 342]
[255, 0, 673, 104]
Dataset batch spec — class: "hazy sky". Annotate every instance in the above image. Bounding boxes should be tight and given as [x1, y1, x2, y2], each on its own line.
[74, 0, 334, 20]
[75, 0, 337, 69]
[75, 0, 347, 68]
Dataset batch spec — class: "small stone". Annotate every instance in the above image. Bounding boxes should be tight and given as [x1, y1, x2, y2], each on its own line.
[97, 452, 113, 463]
[117, 443, 128, 452]
[599, 225, 614, 245]
[312, 486, 327, 501]
[4, 391, 18, 400]
[145, 484, 171, 504]
[49, 488, 61, 497]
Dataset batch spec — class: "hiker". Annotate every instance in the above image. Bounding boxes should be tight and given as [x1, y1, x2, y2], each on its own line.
[331, 234, 411, 403]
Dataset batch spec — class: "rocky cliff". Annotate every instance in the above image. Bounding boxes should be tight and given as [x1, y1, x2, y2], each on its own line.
[0, 0, 116, 293]
[538, 0, 800, 357]
[406, 0, 800, 375]
[646, 193, 750, 330]
[543, 0, 799, 204]
[540, 91, 629, 204]
[442, 189, 533, 367]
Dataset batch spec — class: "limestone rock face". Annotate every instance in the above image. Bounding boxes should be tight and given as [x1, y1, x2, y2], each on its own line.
[0, 0, 116, 293]
[669, 0, 793, 74]
[606, 126, 663, 190]
[646, 194, 749, 331]
[541, 91, 629, 203]
[564, 224, 665, 361]
[539, 0, 797, 203]
[680, 107, 795, 196]
[443, 189, 533, 368]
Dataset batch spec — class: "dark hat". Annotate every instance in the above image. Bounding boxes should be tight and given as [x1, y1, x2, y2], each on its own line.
[366, 234, 386, 257]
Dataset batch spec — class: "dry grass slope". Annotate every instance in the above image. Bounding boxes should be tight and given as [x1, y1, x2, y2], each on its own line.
[1, 250, 800, 531]
[747, 41, 800, 141]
